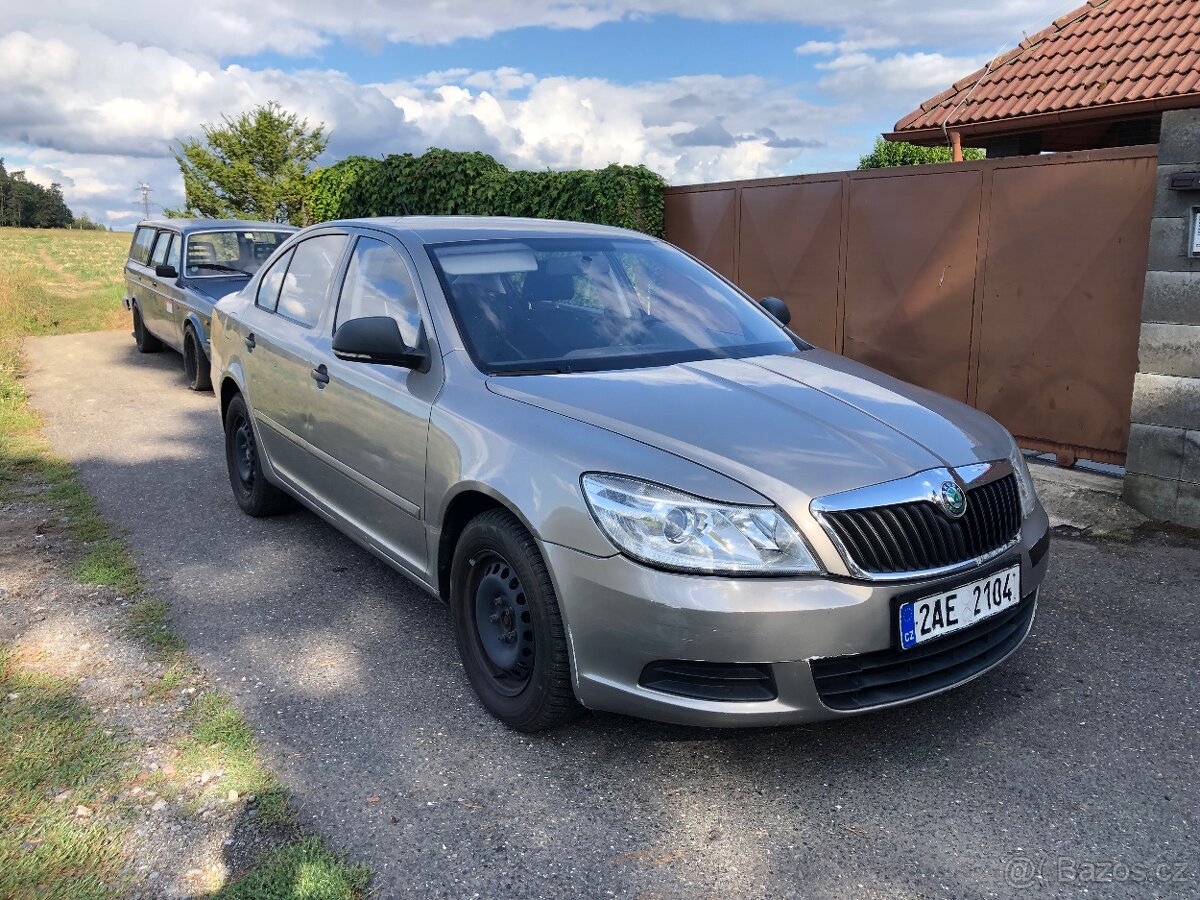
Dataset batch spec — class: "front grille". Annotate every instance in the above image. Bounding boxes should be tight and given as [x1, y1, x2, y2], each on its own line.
[810, 593, 1036, 711]
[822, 474, 1021, 576]
[639, 660, 777, 702]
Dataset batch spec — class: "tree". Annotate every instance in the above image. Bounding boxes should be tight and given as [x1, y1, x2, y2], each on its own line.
[0, 159, 79, 228]
[168, 101, 328, 225]
[36, 183, 73, 228]
[858, 136, 984, 169]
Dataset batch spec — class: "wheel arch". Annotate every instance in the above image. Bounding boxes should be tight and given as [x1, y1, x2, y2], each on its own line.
[219, 375, 243, 424]
[436, 485, 541, 602]
[182, 312, 208, 346]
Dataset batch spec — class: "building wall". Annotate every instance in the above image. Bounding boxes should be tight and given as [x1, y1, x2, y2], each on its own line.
[1124, 108, 1200, 527]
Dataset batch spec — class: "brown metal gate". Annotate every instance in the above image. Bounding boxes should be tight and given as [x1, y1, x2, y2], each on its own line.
[664, 146, 1157, 464]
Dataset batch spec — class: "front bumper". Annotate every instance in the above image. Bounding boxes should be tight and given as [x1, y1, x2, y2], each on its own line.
[546, 505, 1050, 726]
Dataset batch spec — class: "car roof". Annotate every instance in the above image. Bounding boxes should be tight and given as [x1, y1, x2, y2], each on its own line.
[135, 218, 298, 235]
[325, 216, 654, 244]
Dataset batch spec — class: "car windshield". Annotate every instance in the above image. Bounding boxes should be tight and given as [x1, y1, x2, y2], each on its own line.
[185, 230, 290, 278]
[428, 237, 800, 374]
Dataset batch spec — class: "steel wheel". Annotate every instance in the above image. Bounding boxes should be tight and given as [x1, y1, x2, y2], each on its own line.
[232, 414, 256, 490]
[223, 393, 293, 518]
[184, 334, 198, 382]
[132, 305, 162, 353]
[470, 552, 534, 695]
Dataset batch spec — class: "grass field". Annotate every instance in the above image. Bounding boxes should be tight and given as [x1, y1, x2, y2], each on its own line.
[0, 228, 369, 898]
[0, 228, 130, 477]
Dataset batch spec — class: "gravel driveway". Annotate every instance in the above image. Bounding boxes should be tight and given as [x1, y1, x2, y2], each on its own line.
[25, 331, 1200, 899]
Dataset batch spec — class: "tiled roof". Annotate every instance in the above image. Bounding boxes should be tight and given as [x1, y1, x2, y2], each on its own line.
[889, 0, 1200, 140]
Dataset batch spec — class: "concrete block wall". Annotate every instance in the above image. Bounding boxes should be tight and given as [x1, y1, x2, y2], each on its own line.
[1124, 108, 1200, 527]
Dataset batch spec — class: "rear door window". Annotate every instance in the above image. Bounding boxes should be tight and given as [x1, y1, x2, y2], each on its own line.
[130, 227, 156, 265]
[275, 235, 348, 327]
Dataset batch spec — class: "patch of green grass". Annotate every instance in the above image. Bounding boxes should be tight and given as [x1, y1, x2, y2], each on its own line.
[0, 229, 129, 501]
[180, 692, 295, 828]
[72, 540, 141, 594]
[145, 662, 192, 701]
[0, 648, 131, 900]
[44, 479, 110, 542]
[124, 599, 185, 656]
[213, 837, 370, 900]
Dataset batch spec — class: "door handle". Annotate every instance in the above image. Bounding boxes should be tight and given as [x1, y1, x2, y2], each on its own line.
[244, 332, 256, 351]
[310, 364, 330, 386]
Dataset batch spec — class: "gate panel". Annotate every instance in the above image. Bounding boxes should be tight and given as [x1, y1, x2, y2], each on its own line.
[975, 156, 1156, 459]
[663, 189, 737, 281]
[738, 181, 843, 351]
[843, 169, 983, 402]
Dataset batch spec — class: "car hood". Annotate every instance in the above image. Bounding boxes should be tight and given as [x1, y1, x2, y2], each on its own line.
[486, 350, 1013, 507]
[188, 277, 248, 302]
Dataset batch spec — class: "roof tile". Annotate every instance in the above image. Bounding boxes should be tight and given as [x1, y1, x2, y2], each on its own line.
[892, 0, 1200, 136]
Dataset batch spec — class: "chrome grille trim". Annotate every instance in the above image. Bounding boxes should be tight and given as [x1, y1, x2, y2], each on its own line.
[811, 461, 1021, 582]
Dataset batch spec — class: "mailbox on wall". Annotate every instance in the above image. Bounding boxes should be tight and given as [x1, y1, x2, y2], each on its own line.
[1167, 172, 1200, 258]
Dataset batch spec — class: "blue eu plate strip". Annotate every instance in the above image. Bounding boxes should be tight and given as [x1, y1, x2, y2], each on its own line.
[899, 603, 917, 650]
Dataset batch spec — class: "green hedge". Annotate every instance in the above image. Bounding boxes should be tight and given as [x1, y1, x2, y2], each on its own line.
[306, 148, 666, 236]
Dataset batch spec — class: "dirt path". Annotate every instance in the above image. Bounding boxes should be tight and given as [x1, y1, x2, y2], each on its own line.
[0, 476, 291, 896]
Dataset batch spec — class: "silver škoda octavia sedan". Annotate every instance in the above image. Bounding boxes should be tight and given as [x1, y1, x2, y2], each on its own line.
[211, 217, 1051, 732]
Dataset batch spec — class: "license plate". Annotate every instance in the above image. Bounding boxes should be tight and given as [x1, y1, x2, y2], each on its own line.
[899, 564, 1021, 650]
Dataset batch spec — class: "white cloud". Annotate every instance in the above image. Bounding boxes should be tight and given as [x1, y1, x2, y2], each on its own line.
[1, 2, 1072, 54]
[0, 0, 1071, 230]
[0, 28, 836, 230]
[816, 51, 992, 99]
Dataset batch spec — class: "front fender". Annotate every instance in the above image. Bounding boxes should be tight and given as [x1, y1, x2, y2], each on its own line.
[424, 363, 773, 575]
[183, 311, 209, 348]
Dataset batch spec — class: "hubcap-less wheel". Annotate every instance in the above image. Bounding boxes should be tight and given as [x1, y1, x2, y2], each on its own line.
[471, 553, 534, 695]
[232, 416, 256, 489]
[184, 335, 197, 382]
[134, 309, 144, 343]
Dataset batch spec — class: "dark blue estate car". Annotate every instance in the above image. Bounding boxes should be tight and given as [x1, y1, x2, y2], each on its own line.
[123, 219, 295, 390]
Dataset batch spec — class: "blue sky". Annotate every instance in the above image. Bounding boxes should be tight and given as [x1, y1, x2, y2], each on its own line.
[0, 1, 1070, 229]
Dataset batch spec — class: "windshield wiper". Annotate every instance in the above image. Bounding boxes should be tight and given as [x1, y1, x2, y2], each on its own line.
[191, 263, 248, 275]
[490, 365, 572, 376]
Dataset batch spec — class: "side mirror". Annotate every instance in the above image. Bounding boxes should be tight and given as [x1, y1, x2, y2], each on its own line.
[760, 296, 791, 327]
[333, 316, 428, 370]
[155, 263, 178, 279]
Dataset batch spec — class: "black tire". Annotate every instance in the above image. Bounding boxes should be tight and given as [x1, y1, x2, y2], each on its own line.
[183, 327, 213, 392]
[450, 509, 583, 732]
[223, 393, 293, 517]
[132, 304, 163, 353]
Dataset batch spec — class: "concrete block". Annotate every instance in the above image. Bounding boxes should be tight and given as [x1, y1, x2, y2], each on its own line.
[1128, 374, 1200, 429]
[1129, 373, 1200, 430]
[1184, 430, 1200, 484]
[1145, 218, 1200, 273]
[1125, 422, 1186, 479]
[1152, 164, 1200, 220]
[1158, 108, 1200, 166]
[1141, 270, 1200, 325]
[1121, 472, 1179, 521]
[1174, 481, 1200, 529]
[1138, 323, 1200, 377]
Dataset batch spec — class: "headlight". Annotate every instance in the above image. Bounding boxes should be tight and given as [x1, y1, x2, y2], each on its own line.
[581, 474, 820, 575]
[1007, 436, 1038, 518]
